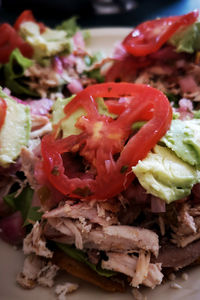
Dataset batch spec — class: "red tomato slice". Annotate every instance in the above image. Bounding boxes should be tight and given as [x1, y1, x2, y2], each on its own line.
[0, 98, 7, 130]
[123, 10, 199, 56]
[14, 10, 46, 33]
[41, 83, 172, 200]
[0, 23, 33, 63]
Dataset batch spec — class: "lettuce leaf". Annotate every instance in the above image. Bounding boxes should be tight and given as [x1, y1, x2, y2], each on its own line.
[169, 22, 200, 53]
[56, 16, 79, 37]
[4, 48, 38, 96]
[3, 186, 42, 226]
[56, 242, 116, 278]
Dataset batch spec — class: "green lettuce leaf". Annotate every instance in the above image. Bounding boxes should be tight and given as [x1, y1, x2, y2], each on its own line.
[3, 186, 42, 226]
[4, 48, 37, 96]
[56, 242, 116, 278]
[56, 16, 79, 37]
[169, 22, 200, 53]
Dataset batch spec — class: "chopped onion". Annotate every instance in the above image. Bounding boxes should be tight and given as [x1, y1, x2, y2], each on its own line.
[67, 79, 83, 94]
[0, 211, 25, 245]
[151, 196, 166, 213]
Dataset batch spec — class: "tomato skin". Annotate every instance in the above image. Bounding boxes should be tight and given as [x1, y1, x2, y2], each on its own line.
[0, 23, 33, 63]
[14, 10, 46, 33]
[0, 98, 7, 130]
[41, 83, 172, 200]
[123, 10, 199, 57]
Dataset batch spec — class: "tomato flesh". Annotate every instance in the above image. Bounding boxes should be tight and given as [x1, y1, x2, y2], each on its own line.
[14, 10, 46, 33]
[0, 23, 33, 63]
[41, 83, 172, 200]
[123, 10, 199, 56]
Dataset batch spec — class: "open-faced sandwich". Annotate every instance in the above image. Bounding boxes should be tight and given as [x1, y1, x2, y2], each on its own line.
[1, 9, 200, 300]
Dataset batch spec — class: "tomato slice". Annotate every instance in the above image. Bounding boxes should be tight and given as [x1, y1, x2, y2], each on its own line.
[41, 83, 172, 200]
[0, 23, 33, 63]
[14, 10, 46, 33]
[0, 98, 7, 130]
[123, 10, 199, 56]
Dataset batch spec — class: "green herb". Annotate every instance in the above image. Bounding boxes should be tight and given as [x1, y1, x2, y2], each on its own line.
[51, 166, 60, 176]
[85, 68, 105, 83]
[165, 92, 180, 106]
[120, 165, 128, 173]
[3, 186, 43, 226]
[73, 186, 93, 197]
[4, 48, 37, 97]
[56, 242, 116, 277]
[56, 16, 79, 37]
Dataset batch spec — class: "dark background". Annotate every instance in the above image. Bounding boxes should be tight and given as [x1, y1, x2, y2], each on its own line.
[0, 0, 200, 28]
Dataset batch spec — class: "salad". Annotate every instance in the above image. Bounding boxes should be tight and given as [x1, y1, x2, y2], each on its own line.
[1, 8, 200, 300]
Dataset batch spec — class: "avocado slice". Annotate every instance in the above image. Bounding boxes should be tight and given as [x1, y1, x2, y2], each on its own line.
[132, 145, 200, 203]
[0, 88, 31, 166]
[52, 96, 116, 138]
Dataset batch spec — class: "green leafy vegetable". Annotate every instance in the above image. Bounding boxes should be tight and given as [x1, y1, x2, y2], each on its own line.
[4, 48, 37, 96]
[3, 186, 43, 226]
[56, 242, 116, 278]
[56, 16, 79, 37]
[85, 68, 105, 83]
[84, 52, 104, 67]
[165, 92, 180, 107]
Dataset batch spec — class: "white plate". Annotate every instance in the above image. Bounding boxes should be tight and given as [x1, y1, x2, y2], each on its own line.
[1, 27, 200, 300]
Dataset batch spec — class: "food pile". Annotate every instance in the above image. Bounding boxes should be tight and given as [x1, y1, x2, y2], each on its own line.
[1, 9, 200, 298]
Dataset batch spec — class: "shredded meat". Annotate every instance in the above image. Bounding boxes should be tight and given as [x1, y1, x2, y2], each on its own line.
[43, 200, 118, 227]
[23, 221, 53, 258]
[102, 252, 163, 288]
[25, 64, 60, 98]
[55, 282, 79, 300]
[170, 203, 200, 247]
[46, 218, 159, 256]
[20, 147, 39, 190]
[17, 254, 59, 289]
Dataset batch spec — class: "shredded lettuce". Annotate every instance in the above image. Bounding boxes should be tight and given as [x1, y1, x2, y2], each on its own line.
[56, 242, 116, 278]
[3, 48, 37, 96]
[3, 186, 42, 226]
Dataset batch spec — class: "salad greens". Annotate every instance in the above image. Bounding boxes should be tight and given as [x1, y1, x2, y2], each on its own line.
[56, 242, 116, 278]
[56, 16, 79, 37]
[3, 186, 42, 226]
[4, 49, 37, 96]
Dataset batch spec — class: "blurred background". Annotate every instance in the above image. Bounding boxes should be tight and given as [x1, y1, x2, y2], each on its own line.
[0, 0, 199, 28]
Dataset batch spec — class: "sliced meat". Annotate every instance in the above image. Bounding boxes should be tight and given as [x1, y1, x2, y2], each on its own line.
[53, 250, 125, 293]
[102, 252, 163, 288]
[47, 218, 159, 256]
[154, 239, 200, 269]
[43, 200, 118, 227]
